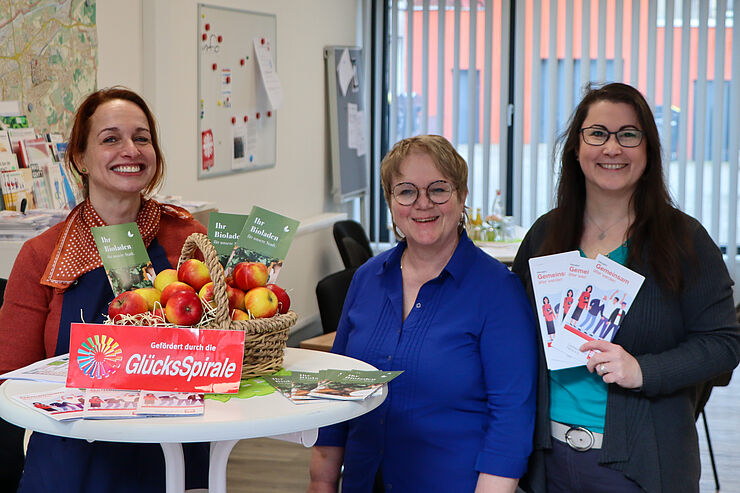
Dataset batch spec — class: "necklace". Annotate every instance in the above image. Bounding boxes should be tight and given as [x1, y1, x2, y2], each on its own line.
[586, 212, 629, 241]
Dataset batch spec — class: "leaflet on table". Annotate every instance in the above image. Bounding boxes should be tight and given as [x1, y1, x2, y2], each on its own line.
[223, 206, 300, 285]
[136, 390, 205, 416]
[309, 369, 403, 401]
[0, 353, 69, 383]
[12, 386, 205, 421]
[264, 369, 401, 403]
[207, 212, 248, 267]
[553, 254, 645, 369]
[528, 251, 584, 369]
[91, 223, 155, 296]
[83, 388, 139, 418]
[263, 372, 321, 405]
[11, 387, 85, 421]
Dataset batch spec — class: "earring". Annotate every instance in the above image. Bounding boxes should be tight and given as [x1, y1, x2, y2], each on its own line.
[81, 167, 87, 173]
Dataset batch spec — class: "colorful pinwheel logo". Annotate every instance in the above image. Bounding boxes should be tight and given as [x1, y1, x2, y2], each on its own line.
[77, 335, 123, 379]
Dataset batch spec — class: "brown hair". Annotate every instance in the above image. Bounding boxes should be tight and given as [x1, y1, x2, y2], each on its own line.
[540, 82, 691, 292]
[380, 135, 469, 238]
[66, 86, 165, 197]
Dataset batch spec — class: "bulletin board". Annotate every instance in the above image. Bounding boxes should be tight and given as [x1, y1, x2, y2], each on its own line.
[197, 4, 278, 179]
[325, 46, 369, 203]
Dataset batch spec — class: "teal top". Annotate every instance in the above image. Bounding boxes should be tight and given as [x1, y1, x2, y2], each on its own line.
[549, 242, 628, 433]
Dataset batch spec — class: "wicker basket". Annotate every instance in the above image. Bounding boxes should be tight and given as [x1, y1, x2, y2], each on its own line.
[178, 232, 296, 379]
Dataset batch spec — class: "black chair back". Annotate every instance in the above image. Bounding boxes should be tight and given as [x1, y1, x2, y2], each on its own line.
[315, 268, 356, 334]
[333, 220, 373, 268]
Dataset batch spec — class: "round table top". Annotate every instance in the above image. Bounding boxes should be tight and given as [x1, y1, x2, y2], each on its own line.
[0, 347, 386, 444]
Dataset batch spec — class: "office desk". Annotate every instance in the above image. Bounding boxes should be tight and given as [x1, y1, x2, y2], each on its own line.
[299, 331, 336, 352]
[0, 347, 385, 493]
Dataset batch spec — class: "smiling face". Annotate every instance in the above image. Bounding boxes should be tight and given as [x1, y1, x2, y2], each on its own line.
[390, 151, 467, 253]
[576, 100, 647, 200]
[80, 99, 157, 202]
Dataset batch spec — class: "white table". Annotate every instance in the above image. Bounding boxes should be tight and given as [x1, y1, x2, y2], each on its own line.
[0, 347, 386, 493]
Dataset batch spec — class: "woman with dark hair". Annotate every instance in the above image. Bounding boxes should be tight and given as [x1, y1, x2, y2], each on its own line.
[309, 135, 537, 493]
[0, 87, 208, 492]
[512, 82, 740, 492]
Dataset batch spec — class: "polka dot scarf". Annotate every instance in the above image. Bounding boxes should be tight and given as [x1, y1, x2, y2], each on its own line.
[41, 198, 191, 291]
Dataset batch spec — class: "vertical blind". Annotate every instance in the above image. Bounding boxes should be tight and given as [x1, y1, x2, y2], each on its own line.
[375, 0, 739, 281]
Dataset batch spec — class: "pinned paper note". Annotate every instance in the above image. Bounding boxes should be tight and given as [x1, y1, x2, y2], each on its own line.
[347, 103, 367, 157]
[336, 48, 353, 97]
[253, 37, 283, 110]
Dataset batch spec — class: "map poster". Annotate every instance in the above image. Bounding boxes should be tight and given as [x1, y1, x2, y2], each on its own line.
[0, 0, 97, 135]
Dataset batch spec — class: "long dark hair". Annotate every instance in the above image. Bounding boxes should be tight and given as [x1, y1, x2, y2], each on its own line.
[539, 82, 690, 293]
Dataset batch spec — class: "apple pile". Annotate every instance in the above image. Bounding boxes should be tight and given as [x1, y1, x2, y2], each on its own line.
[106, 259, 290, 326]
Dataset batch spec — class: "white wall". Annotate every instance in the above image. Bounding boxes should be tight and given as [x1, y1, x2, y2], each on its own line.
[96, 0, 359, 331]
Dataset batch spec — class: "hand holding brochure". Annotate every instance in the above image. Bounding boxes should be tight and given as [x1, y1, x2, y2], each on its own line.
[553, 254, 644, 368]
[529, 252, 644, 370]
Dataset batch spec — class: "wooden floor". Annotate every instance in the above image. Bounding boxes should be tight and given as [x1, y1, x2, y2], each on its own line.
[227, 376, 740, 493]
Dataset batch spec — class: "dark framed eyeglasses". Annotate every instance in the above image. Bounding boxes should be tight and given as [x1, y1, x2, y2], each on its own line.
[391, 180, 454, 206]
[580, 126, 644, 148]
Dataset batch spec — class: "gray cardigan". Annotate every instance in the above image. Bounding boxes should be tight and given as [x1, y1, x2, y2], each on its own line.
[511, 210, 740, 493]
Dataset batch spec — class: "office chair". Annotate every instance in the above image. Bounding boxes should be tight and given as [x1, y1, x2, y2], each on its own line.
[333, 220, 373, 268]
[315, 268, 357, 334]
[0, 277, 26, 492]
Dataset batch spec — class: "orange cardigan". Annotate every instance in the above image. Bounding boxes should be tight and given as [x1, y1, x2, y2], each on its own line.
[0, 212, 206, 374]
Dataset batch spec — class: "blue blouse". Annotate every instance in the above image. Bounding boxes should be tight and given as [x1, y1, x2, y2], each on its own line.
[316, 232, 538, 492]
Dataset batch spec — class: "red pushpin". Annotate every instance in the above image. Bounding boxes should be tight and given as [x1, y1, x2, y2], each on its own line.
[243, 116, 248, 122]
[256, 112, 260, 119]
[205, 23, 210, 31]
[240, 59, 245, 66]
[217, 35, 223, 43]
[212, 63, 217, 70]
[202, 33, 207, 41]
[267, 111, 272, 117]
[226, 76, 231, 83]
[260, 38, 265, 45]
[231, 117, 236, 124]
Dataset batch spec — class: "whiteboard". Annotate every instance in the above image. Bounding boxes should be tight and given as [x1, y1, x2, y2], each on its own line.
[197, 4, 278, 179]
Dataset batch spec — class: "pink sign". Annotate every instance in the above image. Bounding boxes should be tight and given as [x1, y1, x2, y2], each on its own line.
[66, 323, 245, 393]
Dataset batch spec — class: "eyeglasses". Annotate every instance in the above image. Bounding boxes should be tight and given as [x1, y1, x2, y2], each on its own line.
[580, 126, 644, 148]
[391, 180, 454, 206]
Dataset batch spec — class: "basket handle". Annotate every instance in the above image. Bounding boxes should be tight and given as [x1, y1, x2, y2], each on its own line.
[178, 233, 231, 330]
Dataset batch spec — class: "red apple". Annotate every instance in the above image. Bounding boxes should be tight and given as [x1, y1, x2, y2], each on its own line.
[226, 285, 246, 312]
[178, 259, 211, 292]
[265, 284, 290, 314]
[233, 262, 268, 291]
[231, 308, 250, 320]
[153, 269, 178, 292]
[134, 287, 162, 311]
[160, 281, 196, 307]
[108, 290, 149, 321]
[198, 282, 216, 308]
[165, 290, 204, 326]
[243, 287, 278, 318]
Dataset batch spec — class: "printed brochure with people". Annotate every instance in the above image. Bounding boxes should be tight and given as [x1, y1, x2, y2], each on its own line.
[529, 251, 644, 370]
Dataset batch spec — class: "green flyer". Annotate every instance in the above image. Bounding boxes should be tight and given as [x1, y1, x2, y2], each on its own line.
[207, 212, 248, 267]
[91, 223, 154, 295]
[224, 206, 300, 284]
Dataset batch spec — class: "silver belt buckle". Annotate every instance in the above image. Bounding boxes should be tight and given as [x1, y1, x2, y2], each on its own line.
[565, 426, 595, 451]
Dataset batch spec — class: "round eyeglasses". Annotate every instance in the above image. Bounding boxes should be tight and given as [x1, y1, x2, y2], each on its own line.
[391, 180, 454, 206]
[580, 126, 644, 148]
